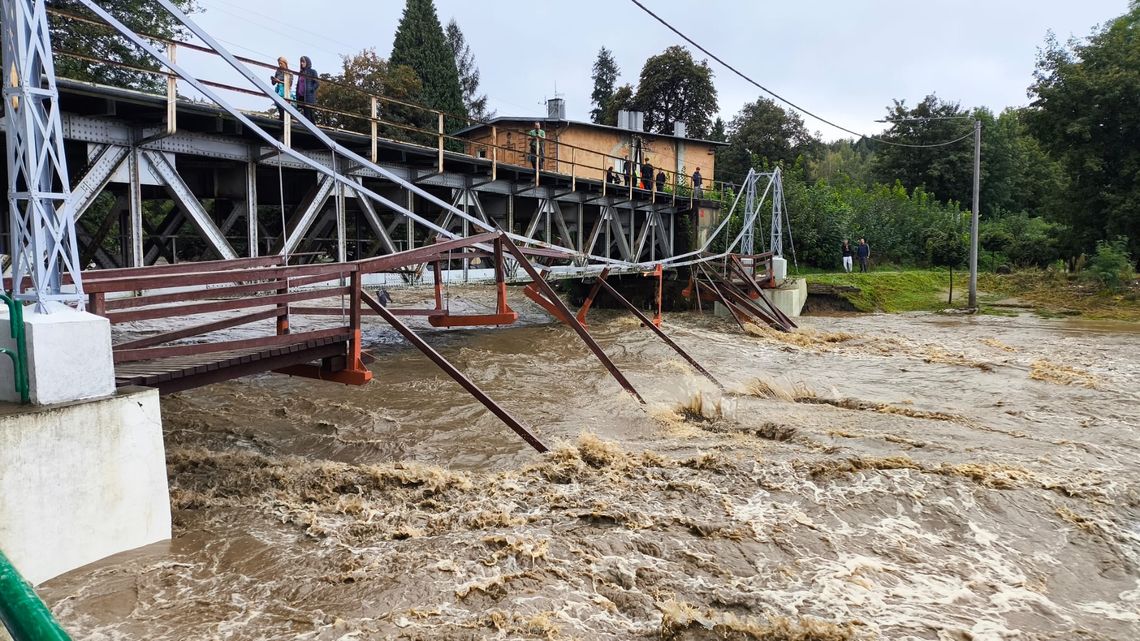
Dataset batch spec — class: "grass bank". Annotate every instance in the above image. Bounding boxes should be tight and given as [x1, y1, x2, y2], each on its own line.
[804, 268, 1140, 321]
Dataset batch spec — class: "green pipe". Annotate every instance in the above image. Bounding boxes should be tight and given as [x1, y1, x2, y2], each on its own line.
[0, 550, 72, 641]
[0, 293, 28, 404]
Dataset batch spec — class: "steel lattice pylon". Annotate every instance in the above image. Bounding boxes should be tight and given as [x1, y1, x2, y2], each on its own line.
[737, 167, 786, 257]
[2, 0, 84, 311]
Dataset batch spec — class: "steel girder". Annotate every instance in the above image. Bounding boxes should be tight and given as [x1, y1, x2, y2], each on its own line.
[143, 149, 238, 260]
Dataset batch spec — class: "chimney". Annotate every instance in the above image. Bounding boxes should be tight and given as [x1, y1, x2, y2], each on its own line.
[673, 121, 687, 138]
[546, 97, 565, 120]
[618, 110, 645, 132]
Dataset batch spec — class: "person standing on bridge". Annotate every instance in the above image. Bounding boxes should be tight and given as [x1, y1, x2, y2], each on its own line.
[606, 165, 619, 184]
[528, 121, 546, 170]
[692, 167, 703, 199]
[296, 55, 320, 121]
[857, 237, 871, 272]
[655, 169, 666, 193]
[271, 57, 292, 120]
[640, 158, 654, 190]
[841, 239, 854, 272]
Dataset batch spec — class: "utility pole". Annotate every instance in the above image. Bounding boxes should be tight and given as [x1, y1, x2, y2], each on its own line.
[877, 114, 980, 308]
[968, 118, 981, 309]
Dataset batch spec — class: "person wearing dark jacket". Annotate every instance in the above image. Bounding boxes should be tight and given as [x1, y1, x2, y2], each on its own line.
[856, 238, 871, 272]
[691, 166, 703, 199]
[655, 169, 666, 192]
[841, 239, 854, 272]
[295, 55, 319, 121]
[606, 166, 619, 184]
[640, 159, 654, 190]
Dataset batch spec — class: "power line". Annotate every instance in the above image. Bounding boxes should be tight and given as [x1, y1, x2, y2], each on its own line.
[626, 0, 975, 149]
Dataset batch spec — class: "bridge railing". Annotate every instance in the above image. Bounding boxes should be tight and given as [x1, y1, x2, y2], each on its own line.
[0, 549, 72, 641]
[46, 6, 738, 210]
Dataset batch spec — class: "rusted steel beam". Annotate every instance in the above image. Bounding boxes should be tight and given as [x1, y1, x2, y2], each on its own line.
[361, 291, 549, 454]
[82, 254, 292, 281]
[697, 264, 746, 332]
[500, 234, 645, 404]
[114, 327, 350, 363]
[84, 262, 357, 294]
[105, 278, 286, 311]
[717, 282, 781, 329]
[575, 267, 610, 326]
[595, 278, 723, 390]
[291, 306, 448, 318]
[114, 308, 280, 350]
[106, 286, 350, 324]
[523, 283, 572, 324]
[353, 231, 500, 273]
[728, 255, 796, 330]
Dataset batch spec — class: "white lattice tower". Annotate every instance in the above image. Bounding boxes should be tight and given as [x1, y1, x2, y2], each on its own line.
[2, 0, 84, 312]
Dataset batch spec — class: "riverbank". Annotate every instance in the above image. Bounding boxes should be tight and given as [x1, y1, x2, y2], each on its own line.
[805, 268, 1140, 321]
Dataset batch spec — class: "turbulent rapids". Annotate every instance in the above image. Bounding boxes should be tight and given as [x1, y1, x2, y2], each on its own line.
[37, 289, 1140, 640]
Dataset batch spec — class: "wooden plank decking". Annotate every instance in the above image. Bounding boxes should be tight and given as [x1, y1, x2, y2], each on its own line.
[114, 334, 349, 394]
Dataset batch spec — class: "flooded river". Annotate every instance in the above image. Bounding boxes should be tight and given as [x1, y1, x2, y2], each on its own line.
[37, 288, 1140, 640]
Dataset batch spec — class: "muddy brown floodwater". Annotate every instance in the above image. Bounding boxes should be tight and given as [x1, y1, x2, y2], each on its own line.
[36, 287, 1140, 640]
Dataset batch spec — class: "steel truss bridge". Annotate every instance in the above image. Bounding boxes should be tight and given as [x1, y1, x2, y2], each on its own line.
[1, 0, 795, 453]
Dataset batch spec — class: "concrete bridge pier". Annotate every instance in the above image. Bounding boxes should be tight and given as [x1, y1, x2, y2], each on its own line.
[0, 304, 170, 585]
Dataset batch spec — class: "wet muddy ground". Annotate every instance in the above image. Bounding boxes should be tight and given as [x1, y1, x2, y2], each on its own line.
[37, 288, 1140, 640]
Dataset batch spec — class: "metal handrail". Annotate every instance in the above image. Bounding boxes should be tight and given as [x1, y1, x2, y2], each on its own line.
[0, 293, 29, 404]
[0, 549, 72, 641]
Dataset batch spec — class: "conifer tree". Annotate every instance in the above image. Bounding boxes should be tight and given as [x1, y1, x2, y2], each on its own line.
[390, 0, 467, 132]
[445, 19, 491, 121]
[589, 47, 620, 124]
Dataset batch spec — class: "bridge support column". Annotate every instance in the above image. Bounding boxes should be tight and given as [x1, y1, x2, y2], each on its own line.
[0, 387, 170, 586]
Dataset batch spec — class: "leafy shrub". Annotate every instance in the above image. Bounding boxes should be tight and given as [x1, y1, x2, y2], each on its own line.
[1082, 237, 1134, 290]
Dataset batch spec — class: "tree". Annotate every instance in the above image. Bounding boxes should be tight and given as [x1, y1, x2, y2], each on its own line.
[717, 97, 818, 183]
[633, 46, 717, 138]
[589, 47, 620, 124]
[599, 83, 636, 127]
[1027, 6, 1140, 259]
[807, 140, 875, 186]
[445, 19, 491, 121]
[709, 117, 727, 143]
[31, 0, 200, 92]
[871, 94, 975, 205]
[390, 0, 466, 136]
[315, 48, 422, 142]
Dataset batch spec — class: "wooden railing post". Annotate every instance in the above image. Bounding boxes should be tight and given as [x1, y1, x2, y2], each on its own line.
[165, 42, 177, 135]
[276, 278, 290, 335]
[437, 111, 444, 172]
[570, 145, 576, 192]
[491, 125, 498, 181]
[370, 96, 378, 163]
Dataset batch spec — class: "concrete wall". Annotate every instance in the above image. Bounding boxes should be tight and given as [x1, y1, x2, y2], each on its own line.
[762, 278, 808, 318]
[0, 387, 170, 585]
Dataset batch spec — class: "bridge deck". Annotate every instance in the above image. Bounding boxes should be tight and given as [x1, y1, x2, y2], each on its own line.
[114, 333, 349, 394]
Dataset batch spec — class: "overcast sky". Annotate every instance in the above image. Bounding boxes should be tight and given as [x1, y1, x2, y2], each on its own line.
[182, 0, 1127, 140]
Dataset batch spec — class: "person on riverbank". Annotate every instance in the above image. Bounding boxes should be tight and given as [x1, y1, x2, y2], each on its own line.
[271, 57, 292, 120]
[857, 238, 871, 272]
[841, 239, 854, 272]
[295, 55, 319, 120]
